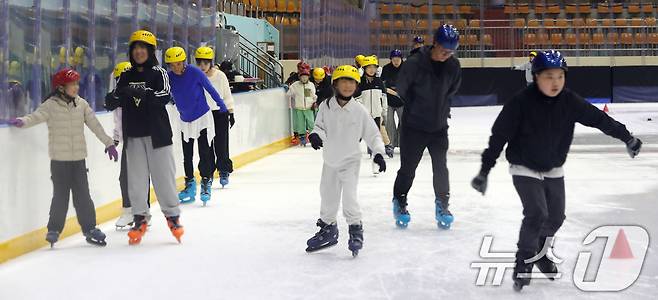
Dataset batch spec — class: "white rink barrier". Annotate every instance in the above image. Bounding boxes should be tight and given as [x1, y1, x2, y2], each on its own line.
[0, 88, 291, 262]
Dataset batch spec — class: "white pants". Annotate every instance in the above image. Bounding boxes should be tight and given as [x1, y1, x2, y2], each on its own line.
[320, 160, 362, 225]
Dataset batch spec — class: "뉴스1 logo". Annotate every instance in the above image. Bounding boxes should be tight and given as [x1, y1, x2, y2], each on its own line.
[471, 225, 649, 291]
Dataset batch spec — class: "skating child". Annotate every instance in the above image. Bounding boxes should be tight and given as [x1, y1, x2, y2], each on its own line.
[165, 46, 227, 205]
[471, 50, 643, 291]
[305, 65, 387, 257]
[356, 55, 388, 175]
[195, 46, 235, 188]
[311, 67, 333, 108]
[287, 64, 316, 147]
[8, 68, 119, 247]
[381, 49, 405, 158]
[513, 51, 538, 86]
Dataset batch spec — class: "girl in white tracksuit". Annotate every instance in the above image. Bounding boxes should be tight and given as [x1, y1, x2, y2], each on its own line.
[305, 65, 386, 257]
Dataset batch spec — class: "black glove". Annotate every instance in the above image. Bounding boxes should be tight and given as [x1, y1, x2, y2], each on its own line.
[471, 173, 488, 195]
[308, 133, 323, 150]
[118, 86, 147, 99]
[626, 137, 642, 158]
[229, 113, 235, 128]
[373, 153, 386, 172]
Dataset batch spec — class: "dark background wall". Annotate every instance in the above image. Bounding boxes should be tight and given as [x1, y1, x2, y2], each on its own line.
[452, 66, 658, 106]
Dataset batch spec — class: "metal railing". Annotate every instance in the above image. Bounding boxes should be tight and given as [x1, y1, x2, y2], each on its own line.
[237, 32, 284, 89]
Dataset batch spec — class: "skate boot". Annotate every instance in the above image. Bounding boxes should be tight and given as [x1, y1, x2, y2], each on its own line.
[291, 135, 300, 146]
[513, 251, 535, 292]
[385, 145, 394, 158]
[45, 231, 60, 248]
[392, 196, 411, 228]
[128, 215, 148, 245]
[435, 197, 454, 229]
[372, 162, 380, 175]
[200, 177, 212, 205]
[306, 219, 339, 253]
[348, 223, 364, 257]
[535, 237, 559, 280]
[178, 177, 197, 204]
[219, 171, 230, 188]
[84, 228, 107, 247]
[166, 216, 185, 243]
[115, 207, 134, 230]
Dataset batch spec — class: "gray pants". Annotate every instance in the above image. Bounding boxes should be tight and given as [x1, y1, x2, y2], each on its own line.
[125, 136, 180, 217]
[320, 160, 362, 225]
[386, 106, 404, 148]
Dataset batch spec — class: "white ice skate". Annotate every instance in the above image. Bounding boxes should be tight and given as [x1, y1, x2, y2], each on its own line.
[115, 207, 134, 230]
[372, 162, 380, 176]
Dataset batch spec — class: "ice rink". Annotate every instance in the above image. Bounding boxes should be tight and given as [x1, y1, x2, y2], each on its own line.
[1, 104, 657, 300]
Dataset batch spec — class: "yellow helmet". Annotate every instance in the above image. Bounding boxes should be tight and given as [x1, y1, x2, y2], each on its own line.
[530, 51, 538, 57]
[361, 55, 379, 68]
[165, 46, 187, 63]
[113, 61, 132, 78]
[195, 46, 215, 60]
[355, 54, 366, 67]
[312, 67, 326, 81]
[332, 65, 361, 84]
[129, 30, 157, 47]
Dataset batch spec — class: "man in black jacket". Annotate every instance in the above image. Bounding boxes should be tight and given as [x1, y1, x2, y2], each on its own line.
[470, 50, 642, 291]
[391, 25, 462, 230]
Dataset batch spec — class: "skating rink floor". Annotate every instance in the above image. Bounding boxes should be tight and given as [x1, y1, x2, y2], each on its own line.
[1, 104, 657, 300]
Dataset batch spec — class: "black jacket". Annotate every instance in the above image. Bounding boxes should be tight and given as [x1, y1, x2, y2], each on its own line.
[105, 65, 174, 149]
[480, 84, 633, 174]
[313, 76, 333, 105]
[396, 46, 462, 132]
[381, 62, 404, 108]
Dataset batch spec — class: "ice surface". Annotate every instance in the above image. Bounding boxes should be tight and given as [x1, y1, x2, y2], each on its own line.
[1, 104, 657, 299]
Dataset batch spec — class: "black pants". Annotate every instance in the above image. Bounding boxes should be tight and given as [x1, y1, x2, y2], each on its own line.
[513, 176, 566, 253]
[367, 117, 381, 155]
[48, 160, 96, 233]
[211, 110, 234, 174]
[393, 125, 450, 206]
[119, 146, 150, 208]
[182, 128, 214, 179]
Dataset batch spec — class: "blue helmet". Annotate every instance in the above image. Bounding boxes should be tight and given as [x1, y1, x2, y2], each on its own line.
[434, 24, 460, 50]
[390, 49, 403, 58]
[413, 36, 424, 44]
[531, 50, 568, 74]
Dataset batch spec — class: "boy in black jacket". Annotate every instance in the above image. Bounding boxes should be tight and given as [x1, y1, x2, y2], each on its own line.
[471, 50, 642, 291]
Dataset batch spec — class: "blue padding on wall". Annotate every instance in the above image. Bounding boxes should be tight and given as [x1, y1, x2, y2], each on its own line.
[451, 95, 498, 107]
[613, 86, 658, 103]
[586, 98, 611, 104]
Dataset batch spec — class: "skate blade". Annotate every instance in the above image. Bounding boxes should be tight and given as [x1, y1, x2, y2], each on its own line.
[513, 282, 523, 292]
[352, 250, 359, 257]
[179, 198, 196, 204]
[171, 229, 184, 243]
[395, 220, 409, 228]
[438, 222, 452, 229]
[86, 238, 107, 247]
[305, 241, 338, 253]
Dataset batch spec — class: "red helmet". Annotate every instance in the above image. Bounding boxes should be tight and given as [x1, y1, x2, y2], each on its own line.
[52, 68, 81, 90]
[299, 66, 311, 76]
[322, 66, 331, 75]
